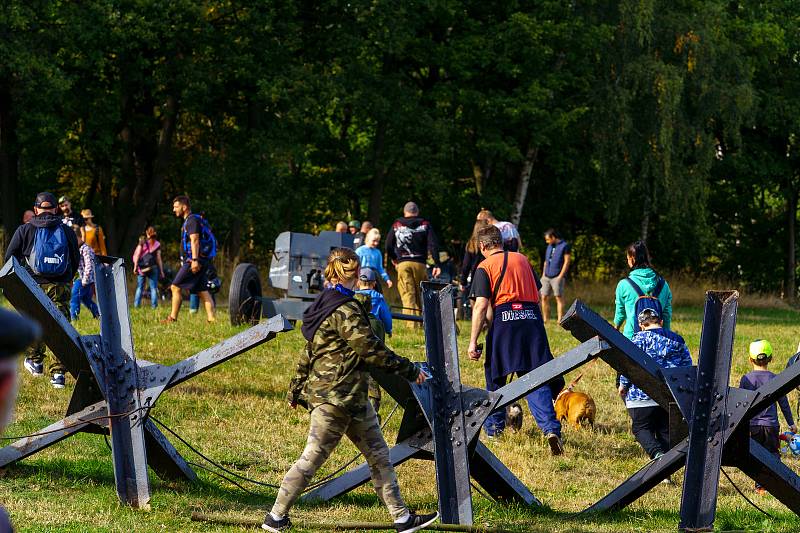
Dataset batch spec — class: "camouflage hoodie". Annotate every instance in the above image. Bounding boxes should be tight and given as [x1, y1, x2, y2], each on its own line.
[289, 288, 419, 420]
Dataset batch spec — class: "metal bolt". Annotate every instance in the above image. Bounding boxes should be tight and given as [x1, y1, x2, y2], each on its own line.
[465, 410, 473, 417]
[482, 400, 490, 407]
[456, 441, 462, 447]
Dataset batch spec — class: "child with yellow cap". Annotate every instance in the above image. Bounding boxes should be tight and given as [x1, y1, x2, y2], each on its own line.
[739, 339, 797, 494]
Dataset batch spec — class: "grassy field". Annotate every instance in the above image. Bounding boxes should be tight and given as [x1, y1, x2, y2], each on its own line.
[2, 292, 800, 532]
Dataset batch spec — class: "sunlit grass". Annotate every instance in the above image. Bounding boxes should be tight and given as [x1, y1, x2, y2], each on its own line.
[1, 290, 800, 532]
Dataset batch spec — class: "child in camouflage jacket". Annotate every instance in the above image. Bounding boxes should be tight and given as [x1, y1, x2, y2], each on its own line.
[264, 248, 438, 533]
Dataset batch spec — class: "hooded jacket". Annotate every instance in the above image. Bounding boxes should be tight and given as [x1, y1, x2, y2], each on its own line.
[620, 327, 692, 408]
[4, 213, 80, 284]
[290, 288, 418, 419]
[354, 288, 392, 335]
[385, 216, 440, 265]
[614, 267, 673, 339]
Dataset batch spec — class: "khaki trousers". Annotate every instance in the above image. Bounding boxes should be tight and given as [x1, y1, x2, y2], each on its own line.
[272, 402, 408, 520]
[396, 261, 427, 319]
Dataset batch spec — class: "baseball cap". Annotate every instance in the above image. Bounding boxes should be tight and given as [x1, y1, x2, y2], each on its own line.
[35, 192, 58, 209]
[637, 307, 660, 323]
[57, 195, 69, 205]
[359, 268, 377, 282]
[749, 339, 773, 362]
[348, 220, 361, 228]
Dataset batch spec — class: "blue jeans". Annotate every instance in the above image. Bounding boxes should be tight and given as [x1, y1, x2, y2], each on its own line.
[134, 267, 159, 308]
[70, 279, 100, 319]
[484, 370, 561, 438]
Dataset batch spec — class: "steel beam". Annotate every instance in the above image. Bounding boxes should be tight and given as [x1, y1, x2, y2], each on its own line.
[735, 439, 800, 515]
[470, 441, 540, 505]
[300, 441, 422, 502]
[421, 282, 473, 525]
[0, 258, 89, 377]
[560, 300, 674, 408]
[95, 258, 151, 509]
[583, 441, 688, 514]
[492, 337, 607, 411]
[679, 291, 738, 531]
[0, 402, 106, 466]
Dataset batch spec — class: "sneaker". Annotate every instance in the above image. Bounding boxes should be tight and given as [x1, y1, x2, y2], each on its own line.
[50, 373, 65, 389]
[261, 513, 291, 532]
[395, 511, 439, 533]
[24, 359, 44, 377]
[546, 433, 564, 456]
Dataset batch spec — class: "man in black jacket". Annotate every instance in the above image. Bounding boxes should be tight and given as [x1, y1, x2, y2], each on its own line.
[4, 192, 80, 389]
[385, 202, 441, 319]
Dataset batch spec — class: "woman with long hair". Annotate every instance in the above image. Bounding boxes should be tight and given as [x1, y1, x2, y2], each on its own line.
[613, 241, 673, 339]
[263, 248, 438, 533]
[132, 226, 165, 308]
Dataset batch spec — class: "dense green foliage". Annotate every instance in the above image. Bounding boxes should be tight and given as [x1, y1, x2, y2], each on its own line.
[1, 1, 799, 294]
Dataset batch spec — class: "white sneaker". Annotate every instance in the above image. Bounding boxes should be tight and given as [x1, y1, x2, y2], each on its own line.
[24, 358, 44, 377]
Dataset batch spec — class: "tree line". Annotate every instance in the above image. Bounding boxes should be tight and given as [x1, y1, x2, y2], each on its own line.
[1, 1, 798, 296]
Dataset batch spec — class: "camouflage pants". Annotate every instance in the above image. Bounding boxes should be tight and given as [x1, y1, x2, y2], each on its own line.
[272, 402, 407, 520]
[27, 282, 70, 375]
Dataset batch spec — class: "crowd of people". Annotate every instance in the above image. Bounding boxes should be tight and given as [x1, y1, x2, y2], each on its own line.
[4, 191, 796, 524]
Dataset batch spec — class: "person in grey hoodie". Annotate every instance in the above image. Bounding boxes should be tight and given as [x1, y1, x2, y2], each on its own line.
[613, 241, 673, 339]
[618, 307, 693, 459]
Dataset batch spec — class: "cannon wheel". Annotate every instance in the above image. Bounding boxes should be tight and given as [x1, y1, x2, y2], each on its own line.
[228, 263, 263, 326]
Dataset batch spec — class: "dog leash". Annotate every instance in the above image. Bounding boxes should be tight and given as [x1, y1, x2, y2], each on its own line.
[555, 358, 601, 401]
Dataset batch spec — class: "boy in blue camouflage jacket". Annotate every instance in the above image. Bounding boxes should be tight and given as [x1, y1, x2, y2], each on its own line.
[618, 308, 693, 459]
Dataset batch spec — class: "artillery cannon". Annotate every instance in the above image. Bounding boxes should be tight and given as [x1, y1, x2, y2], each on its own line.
[228, 230, 423, 325]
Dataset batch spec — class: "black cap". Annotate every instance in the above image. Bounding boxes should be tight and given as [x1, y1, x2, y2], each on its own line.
[0, 308, 41, 359]
[35, 192, 57, 209]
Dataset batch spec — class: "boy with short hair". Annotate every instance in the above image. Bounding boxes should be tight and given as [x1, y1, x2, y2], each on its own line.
[355, 268, 392, 337]
[740, 339, 797, 494]
[355, 267, 393, 418]
[619, 307, 693, 460]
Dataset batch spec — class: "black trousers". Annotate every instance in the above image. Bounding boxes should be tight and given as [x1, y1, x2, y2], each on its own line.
[628, 406, 669, 459]
[750, 425, 780, 456]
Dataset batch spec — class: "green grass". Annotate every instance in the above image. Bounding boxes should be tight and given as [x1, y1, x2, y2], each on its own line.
[3, 297, 800, 532]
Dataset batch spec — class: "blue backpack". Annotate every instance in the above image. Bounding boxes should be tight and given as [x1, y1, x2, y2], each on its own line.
[182, 214, 217, 260]
[28, 225, 70, 277]
[626, 276, 665, 333]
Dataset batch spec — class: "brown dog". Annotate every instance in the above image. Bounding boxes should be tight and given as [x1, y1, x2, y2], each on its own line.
[554, 389, 596, 429]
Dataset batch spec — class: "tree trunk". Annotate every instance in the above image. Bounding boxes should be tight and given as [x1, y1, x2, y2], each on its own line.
[0, 80, 19, 250]
[510, 145, 538, 226]
[367, 120, 387, 228]
[108, 93, 179, 258]
[786, 184, 797, 302]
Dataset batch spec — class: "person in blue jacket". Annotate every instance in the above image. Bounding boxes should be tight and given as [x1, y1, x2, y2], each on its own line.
[614, 241, 673, 339]
[619, 307, 692, 459]
[356, 228, 393, 289]
[355, 268, 392, 336]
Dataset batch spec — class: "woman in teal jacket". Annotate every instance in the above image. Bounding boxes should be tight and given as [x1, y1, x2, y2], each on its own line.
[614, 241, 673, 339]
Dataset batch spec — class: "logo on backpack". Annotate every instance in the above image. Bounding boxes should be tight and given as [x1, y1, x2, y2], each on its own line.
[28, 225, 70, 277]
[626, 276, 665, 333]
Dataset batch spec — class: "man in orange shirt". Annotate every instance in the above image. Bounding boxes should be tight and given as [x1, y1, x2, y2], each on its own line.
[467, 225, 563, 454]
